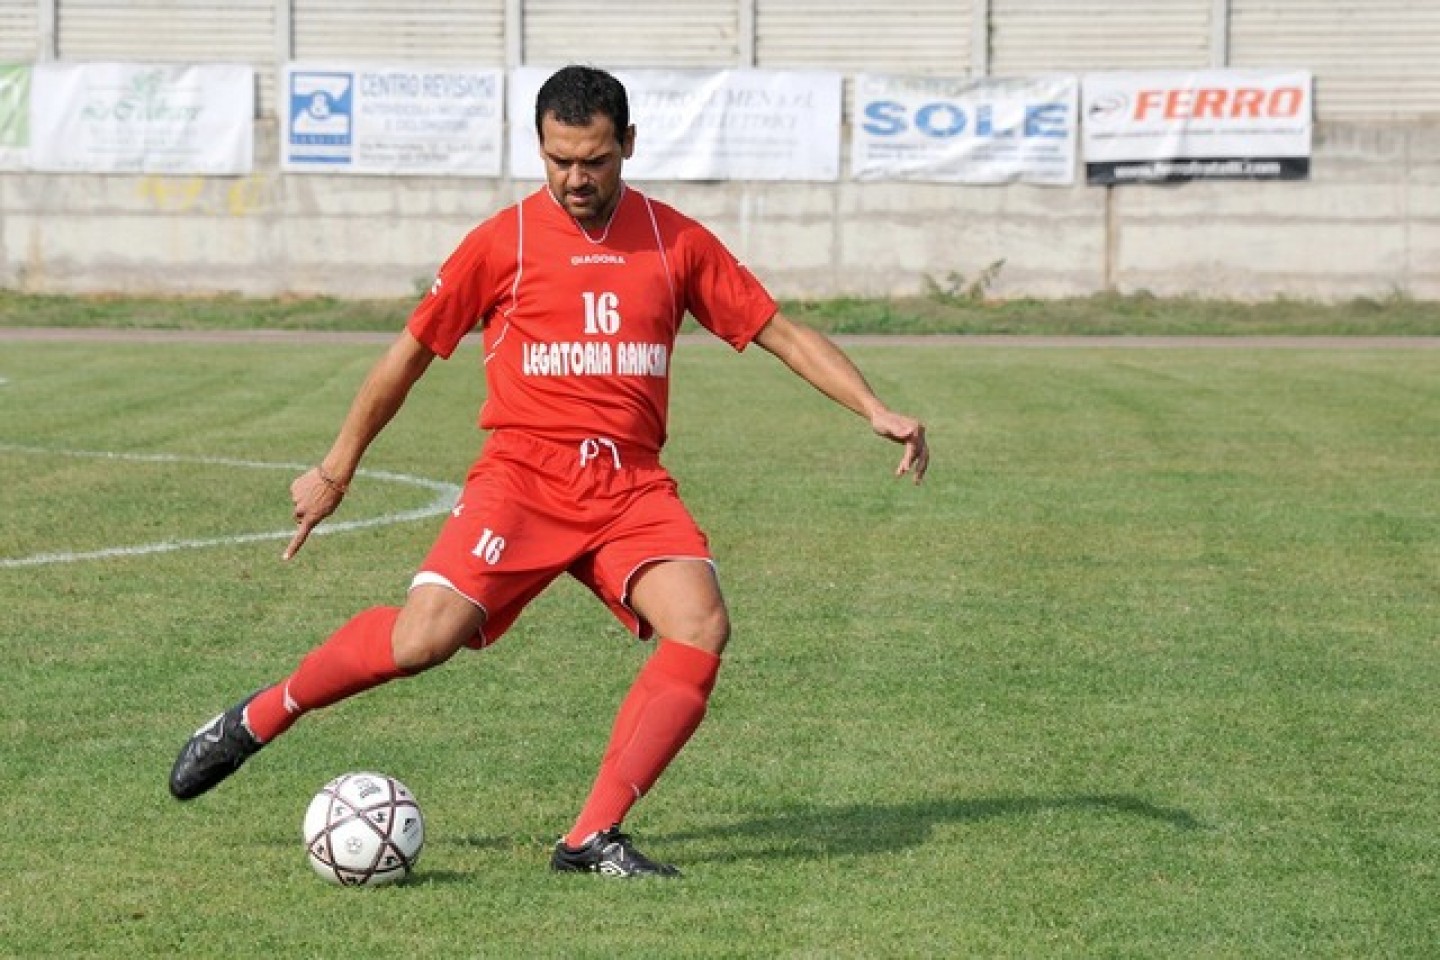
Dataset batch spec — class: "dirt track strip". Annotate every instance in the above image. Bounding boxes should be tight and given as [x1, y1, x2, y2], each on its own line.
[2, 327, 1438, 349]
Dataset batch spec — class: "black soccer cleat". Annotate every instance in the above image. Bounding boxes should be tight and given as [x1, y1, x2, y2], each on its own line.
[550, 826, 682, 878]
[168, 693, 265, 800]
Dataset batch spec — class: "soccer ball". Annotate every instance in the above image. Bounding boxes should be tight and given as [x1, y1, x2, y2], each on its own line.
[302, 771, 425, 886]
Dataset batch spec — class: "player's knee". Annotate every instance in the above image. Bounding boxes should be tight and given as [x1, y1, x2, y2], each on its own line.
[668, 604, 730, 655]
[391, 628, 462, 672]
[391, 588, 484, 672]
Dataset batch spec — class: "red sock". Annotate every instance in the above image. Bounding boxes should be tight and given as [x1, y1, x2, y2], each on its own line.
[565, 639, 721, 846]
[244, 606, 405, 743]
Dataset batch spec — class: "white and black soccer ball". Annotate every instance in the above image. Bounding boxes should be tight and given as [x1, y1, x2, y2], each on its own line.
[302, 771, 424, 886]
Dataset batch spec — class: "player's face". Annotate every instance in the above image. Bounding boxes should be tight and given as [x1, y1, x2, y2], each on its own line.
[539, 112, 635, 230]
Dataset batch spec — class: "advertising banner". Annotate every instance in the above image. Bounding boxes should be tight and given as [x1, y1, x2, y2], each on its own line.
[28, 62, 253, 174]
[1082, 70, 1312, 184]
[282, 64, 503, 176]
[852, 74, 1078, 185]
[510, 67, 842, 181]
[0, 63, 30, 170]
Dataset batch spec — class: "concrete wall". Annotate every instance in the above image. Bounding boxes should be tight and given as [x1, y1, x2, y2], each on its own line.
[2, 119, 1437, 302]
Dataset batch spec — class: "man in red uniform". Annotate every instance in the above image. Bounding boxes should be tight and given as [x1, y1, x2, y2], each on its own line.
[170, 65, 929, 878]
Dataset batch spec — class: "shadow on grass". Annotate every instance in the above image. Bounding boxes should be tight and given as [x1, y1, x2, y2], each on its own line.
[283, 794, 1203, 883]
[664, 794, 1205, 865]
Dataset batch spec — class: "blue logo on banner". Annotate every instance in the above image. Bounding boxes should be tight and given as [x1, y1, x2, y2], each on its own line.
[289, 72, 353, 165]
[862, 101, 1070, 139]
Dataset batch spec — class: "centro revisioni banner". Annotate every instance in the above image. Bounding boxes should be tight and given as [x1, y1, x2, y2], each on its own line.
[281, 63, 504, 176]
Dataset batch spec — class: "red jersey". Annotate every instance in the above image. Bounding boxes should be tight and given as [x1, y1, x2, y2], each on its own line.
[408, 185, 778, 453]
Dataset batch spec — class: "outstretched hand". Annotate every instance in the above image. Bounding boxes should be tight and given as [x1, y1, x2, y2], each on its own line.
[283, 468, 347, 560]
[871, 409, 929, 484]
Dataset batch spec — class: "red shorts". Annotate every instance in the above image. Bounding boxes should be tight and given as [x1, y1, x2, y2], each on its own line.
[411, 430, 712, 646]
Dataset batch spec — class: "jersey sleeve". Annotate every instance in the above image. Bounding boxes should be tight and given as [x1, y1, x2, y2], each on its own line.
[679, 222, 778, 352]
[407, 220, 502, 359]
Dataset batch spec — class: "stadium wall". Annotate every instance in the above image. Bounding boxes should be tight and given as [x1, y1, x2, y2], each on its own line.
[3, 118, 1437, 302]
[1, 0, 1438, 302]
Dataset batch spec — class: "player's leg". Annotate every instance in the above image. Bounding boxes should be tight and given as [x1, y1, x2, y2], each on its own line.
[554, 559, 728, 877]
[247, 584, 486, 738]
[168, 586, 485, 801]
[170, 445, 566, 802]
[625, 557, 730, 653]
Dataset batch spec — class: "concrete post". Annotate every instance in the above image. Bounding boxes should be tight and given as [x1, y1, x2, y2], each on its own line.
[37, 0, 56, 60]
[971, 0, 990, 77]
[739, 0, 757, 67]
[1210, 0, 1231, 67]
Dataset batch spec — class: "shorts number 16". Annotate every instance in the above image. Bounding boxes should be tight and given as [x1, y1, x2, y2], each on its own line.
[472, 528, 507, 566]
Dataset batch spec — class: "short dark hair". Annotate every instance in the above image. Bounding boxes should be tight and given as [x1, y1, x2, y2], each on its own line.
[534, 65, 630, 144]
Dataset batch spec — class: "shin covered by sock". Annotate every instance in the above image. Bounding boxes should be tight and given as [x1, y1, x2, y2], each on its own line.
[565, 639, 721, 846]
[243, 606, 405, 743]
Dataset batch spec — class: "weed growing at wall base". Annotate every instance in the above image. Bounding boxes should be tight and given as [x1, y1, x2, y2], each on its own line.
[783, 290, 1440, 336]
[3, 288, 1440, 335]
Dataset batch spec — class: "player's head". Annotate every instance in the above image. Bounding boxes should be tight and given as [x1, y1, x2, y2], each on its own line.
[536, 65, 630, 143]
[535, 65, 635, 229]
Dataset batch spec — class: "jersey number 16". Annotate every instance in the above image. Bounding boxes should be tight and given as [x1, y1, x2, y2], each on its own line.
[582, 291, 621, 335]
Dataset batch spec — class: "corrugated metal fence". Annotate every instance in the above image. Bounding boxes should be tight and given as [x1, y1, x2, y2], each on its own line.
[0, 0, 1435, 122]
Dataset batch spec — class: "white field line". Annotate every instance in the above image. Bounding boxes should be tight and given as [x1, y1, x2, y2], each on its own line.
[0, 444, 461, 569]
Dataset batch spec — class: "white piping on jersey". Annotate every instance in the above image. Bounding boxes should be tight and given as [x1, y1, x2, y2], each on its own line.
[499, 187, 678, 354]
[641, 193, 679, 325]
[483, 198, 524, 366]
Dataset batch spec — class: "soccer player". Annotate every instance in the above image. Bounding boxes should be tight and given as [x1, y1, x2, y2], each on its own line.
[169, 65, 929, 878]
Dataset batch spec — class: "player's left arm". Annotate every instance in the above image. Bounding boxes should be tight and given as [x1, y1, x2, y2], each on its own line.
[753, 311, 929, 484]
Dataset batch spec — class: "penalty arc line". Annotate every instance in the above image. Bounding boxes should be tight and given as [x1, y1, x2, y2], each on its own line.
[0, 444, 462, 569]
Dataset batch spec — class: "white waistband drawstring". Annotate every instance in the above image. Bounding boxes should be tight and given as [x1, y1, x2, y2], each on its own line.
[578, 437, 622, 470]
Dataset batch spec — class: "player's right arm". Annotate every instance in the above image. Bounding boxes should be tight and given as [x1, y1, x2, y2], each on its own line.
[284, 330, 437, 560]
[285, 216, 501, 560]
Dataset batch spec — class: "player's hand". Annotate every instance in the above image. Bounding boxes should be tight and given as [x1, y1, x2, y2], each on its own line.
[283, 467, 348, 560]
[871, 409, 929, 484]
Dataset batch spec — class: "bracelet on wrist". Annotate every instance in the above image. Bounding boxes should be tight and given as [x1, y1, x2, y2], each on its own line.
[316, 466, 349, 495]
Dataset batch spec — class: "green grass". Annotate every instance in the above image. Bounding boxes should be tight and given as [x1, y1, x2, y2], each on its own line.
[785, 290, 1440, 336]
[0, 290, 412, 332]
[3, 288, 1440, 335]
[1, 338, 1437, 957]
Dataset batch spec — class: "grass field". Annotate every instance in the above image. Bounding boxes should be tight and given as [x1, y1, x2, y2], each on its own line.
[1, 333, 1437, 957]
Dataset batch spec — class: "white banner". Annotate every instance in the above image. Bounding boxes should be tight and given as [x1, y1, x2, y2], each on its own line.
[1082, 70, 1312, 183]
[0, 64, 29, 171]
[28, 63, 252, 174]
[510, 68, 841, 181]
[852, 74, 1078, 185]
[282, 64, 503, 176]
